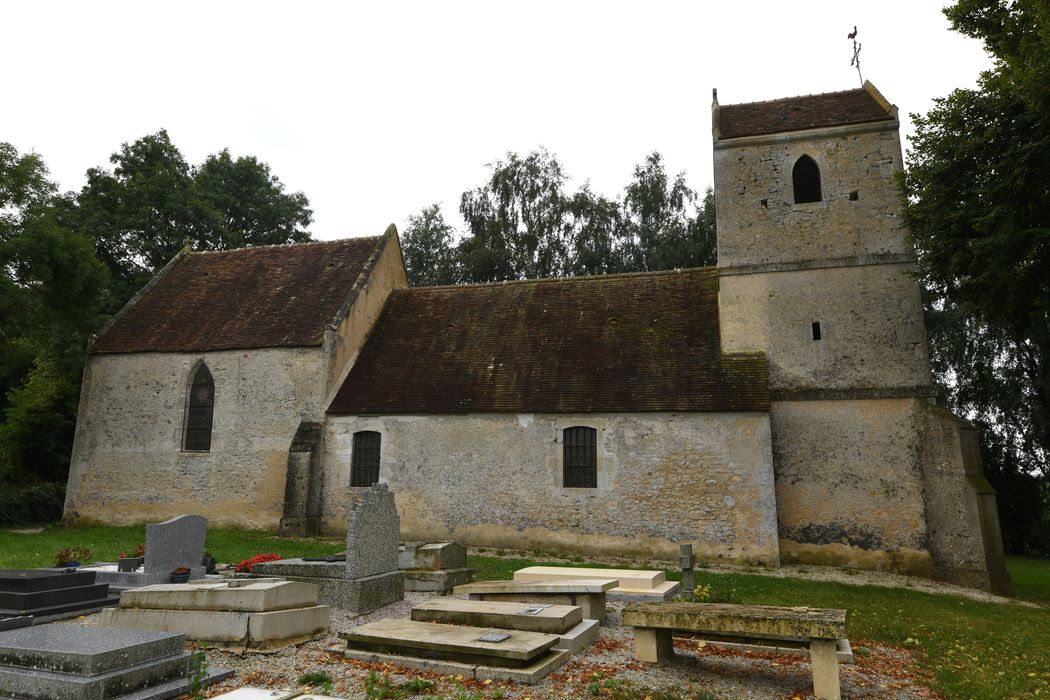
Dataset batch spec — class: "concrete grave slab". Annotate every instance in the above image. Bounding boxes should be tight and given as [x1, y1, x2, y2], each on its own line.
[513, 566, 665, 589]
[98, 580, 329, 649]
[332, 645, 570, 685]
[399, 542, 467, 571]
[455, 578, 614, 621]
[552, 618, 601, 653]
[208, 690, 300, 700]
[411, 599, 582, 634]
[339, 618, 558, 668]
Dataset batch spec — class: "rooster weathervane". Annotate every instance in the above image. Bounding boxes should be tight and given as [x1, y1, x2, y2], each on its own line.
[849, 26, 863, 85]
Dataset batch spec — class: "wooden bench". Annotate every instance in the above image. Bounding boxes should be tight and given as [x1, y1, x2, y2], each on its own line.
[622, 602, 848, 700]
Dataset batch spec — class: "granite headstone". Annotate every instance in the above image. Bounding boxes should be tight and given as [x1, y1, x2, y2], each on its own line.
[145, 515, 207, 574]
[345, 483, 400, 580]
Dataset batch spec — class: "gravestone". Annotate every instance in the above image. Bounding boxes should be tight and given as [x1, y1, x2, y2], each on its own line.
[0, 569, 119, 623]
[82, 514, 208, 588]
[0, 623, 229, 699]
[253, 484, 404, 613]
[399, 542, 475, 592]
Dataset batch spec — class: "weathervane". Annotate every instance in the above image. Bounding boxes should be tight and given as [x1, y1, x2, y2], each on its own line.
[848, 25, 863, 85]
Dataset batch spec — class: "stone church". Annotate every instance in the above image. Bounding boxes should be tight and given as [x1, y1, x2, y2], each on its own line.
[63, 82, 1012, 594]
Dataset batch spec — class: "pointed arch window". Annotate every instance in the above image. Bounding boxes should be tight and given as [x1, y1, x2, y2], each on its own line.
[792, 155, 822, 204]
[184, 363, 214, 451]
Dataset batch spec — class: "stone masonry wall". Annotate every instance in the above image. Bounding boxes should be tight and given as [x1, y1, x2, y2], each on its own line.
[64, 347, 326, 529]
[713, 123, 908, 269]
[718, 264, 932, 392]
[322, 412, 780, 565]
[771, 398, 932, 575]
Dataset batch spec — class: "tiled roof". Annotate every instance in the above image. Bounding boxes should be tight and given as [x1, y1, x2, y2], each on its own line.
[92, 236, 385, 354]
[328, 268, 770, 414]
[717, 86, 894, 139]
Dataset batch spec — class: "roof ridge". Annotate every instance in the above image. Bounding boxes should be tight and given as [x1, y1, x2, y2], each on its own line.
[719, 85, 870, 110]
[186, 235, 381, 256]
[404, 266, 718, 292]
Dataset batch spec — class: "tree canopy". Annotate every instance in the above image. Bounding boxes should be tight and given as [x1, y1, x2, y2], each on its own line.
[402, 149, 715, 286]
[0, 133, 313, 487]
[65, 130, 313, 306]
[903, 0, 1050, 553]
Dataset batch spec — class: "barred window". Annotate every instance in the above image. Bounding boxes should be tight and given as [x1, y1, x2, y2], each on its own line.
[793, 155, 822, 204]
[563, 426, 597, 488]
[183, 363, 214, 451]
[350, 431, 381, 487]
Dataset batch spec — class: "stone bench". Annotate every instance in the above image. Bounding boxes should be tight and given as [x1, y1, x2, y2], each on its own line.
[453, 578, 615, 621]
[622, 602, 848, 700]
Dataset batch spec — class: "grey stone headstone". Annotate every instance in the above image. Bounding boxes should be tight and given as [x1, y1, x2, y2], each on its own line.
[144, 515, 207, 574]
[345, 483, 400, 580]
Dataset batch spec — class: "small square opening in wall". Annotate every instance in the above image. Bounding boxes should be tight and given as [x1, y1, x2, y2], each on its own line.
[849, 190, 860, 201]
[811, 321, 823, 341]
[760, 198, 768, 208]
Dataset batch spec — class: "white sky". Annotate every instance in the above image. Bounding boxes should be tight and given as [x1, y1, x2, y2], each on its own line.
[4, 1, 991, 241]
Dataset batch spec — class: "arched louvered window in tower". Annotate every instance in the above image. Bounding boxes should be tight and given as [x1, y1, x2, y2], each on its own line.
[184, 363, 214, 451]
[563, 426, 597, 488]
[350, 431, 382, 487]
[792, 154, 822, 204]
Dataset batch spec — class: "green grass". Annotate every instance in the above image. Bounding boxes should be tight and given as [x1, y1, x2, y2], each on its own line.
[3, 527, 1047, 699]
[0, 524, 342, 569]
[468, 554, 1050, 700]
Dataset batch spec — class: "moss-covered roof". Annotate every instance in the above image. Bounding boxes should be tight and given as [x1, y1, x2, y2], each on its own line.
[92, 236, 385, 354]
[328, 268, 770, 414]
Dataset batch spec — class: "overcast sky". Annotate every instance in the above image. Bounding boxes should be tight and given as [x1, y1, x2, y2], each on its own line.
[5, 1, 991, 241]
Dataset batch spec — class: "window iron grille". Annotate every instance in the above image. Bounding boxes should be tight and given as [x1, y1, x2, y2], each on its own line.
[563, 426, 597, 488]
[350, 431, 382, 487]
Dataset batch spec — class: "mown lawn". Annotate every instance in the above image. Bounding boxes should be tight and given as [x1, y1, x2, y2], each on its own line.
[1, 525, 1047, 699]
[0, 523, 343, 569]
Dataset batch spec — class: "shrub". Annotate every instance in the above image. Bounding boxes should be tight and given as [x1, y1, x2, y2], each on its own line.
[0, 482, 65, 526]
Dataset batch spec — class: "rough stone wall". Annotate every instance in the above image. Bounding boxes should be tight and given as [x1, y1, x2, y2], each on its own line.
[771, 398, 932, 575]
[64, 347, 326, 529]
[323, 232, 408, 404]
[322, 412, 780, 565]
[919, 405, 1011, 593]
[713, 123, 908, 269]
[718, 264, 932, 392]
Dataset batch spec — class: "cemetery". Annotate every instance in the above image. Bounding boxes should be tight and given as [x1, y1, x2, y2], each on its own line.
[0, 478, 1047, 699]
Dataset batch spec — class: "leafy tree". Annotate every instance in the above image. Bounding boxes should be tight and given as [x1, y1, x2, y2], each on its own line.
[67, 130, 312, 306]
[401, 204, 458, 286]
[0, 144, 109, 484]
[902, 0, 1050, 553]
[458, 149, 570, 282]
[622, 153, 716, 271]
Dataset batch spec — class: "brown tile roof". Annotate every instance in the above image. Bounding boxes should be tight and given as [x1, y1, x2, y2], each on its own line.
[92, 236, 386, 354]
[328, 268, 770, 414]
[717, 86, 894, 139]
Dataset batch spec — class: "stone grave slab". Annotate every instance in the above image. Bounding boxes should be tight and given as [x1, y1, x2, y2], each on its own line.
[339, 618, 557, 668]
[0, 623, 229, 700]
[412, 599, 582, 634]
[512, 565, 681, 601]
[454, 578, 615, 621]
[97, 580, 329, 650]
[399, 542, 475, 592]
[333, 644, 570, 684]
[209, 690, 300, 700]
[0, 569, 119, 622]
[86, 514, 208, 588]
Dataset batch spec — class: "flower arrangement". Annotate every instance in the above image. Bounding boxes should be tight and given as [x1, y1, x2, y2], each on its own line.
[234, 553, 282, 573]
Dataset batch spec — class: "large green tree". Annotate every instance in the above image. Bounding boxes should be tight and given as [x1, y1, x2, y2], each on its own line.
[402, 150, 716, 286]
[903, 0, 1050, 553]
[0, 144, 109, 483]
[66, 130, 313, 306]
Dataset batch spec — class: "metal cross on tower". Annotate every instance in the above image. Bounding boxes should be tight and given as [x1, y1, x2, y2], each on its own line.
[848, 25, 863, 85]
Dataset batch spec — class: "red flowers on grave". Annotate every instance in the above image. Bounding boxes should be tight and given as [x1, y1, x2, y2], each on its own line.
[234, 553, 282, 573]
